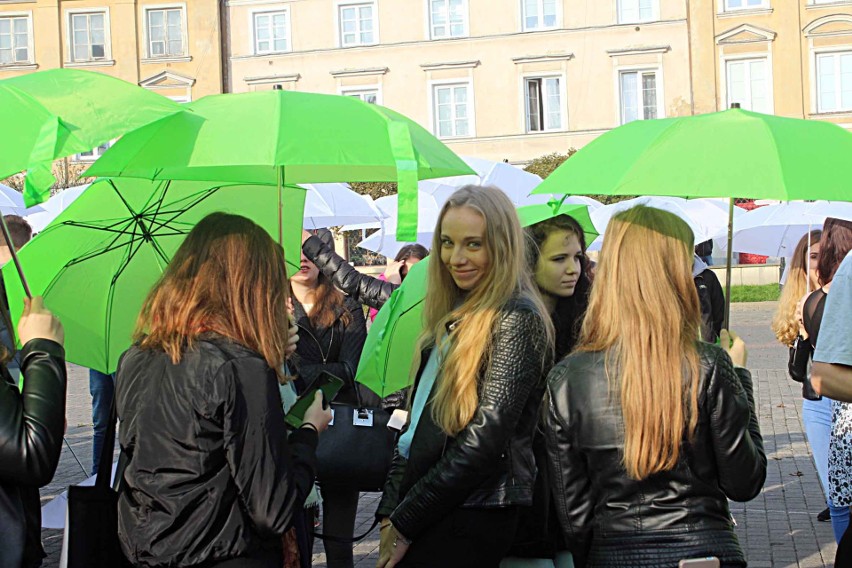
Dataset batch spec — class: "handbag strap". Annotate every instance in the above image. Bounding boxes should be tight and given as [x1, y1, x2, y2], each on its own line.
[95, 392, 119, 490]
[312, 517, 379, 543]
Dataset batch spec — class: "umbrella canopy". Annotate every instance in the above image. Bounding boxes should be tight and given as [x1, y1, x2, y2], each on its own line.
[423, 156, 548, 205]
[24, 185, 89, 232]
[87, 90, 474, 241]
[2, 178, 306, 374]
[715, 201, 852, 257]
[531, 108, 852, 201]
[0, 68, 182, 206]
[356, 193, 444, 257]
[0, 183, 36, 216]
[517, 202, 599, 245]
[302, 183, 381, 229]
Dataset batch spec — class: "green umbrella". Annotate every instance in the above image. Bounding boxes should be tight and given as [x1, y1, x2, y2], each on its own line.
[1, 177, 305, 374]
[0, 68, 182, 206]
[355, 203, 595, 398]
[87, 90, 474, 241]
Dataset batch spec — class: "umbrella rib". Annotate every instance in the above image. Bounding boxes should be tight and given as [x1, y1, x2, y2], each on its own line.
[64, 233, 147, 267]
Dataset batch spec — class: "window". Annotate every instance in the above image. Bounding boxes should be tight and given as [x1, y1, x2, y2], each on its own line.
[146, 7, 184, 57]
[338, 2, 376, 47]
[618, 0, 657, 23]
[726, 58, 770, 113]
[343, 89, 379, 104]
[619, 70, 659, 124]
[0, 15, 30, 65]
[522, 0, 558, 31]
[253, 10, 289, 54]
[817, 52, 852, 113]
[432, 83, 471, 138]
[524, 77, 563, 132]
[70, 12, 107, 62]
[74, 141, 111, 162]
[723, 0, 768, 10]
[430, 0, 467, 39]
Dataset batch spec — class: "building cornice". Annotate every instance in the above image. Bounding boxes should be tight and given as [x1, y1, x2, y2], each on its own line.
[715, 23, 776, 44]
[804, 14, 852, 37]
[512, 53, 574, 64]
[607, 45, 671, 57]
[420, 60, 480, 71]
[244, 72, 301, 85]
[329, 66, 389, 78]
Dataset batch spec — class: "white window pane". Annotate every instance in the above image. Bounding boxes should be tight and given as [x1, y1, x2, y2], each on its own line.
[74, 30, 88, 47]
[359, 6, 372, 20]
[360, 31, 373, 43]
[149, 11, 164, 26]
[543, 0, 557, 26]
[91, 14, 104, 30]
[456, 119, 469, 136]
[0, 20, 10, 34]
[728, 61, 746, 108]
[0, 50, 10, 64]
[274, 39, 287, 51]
[13, 18, 26, 33]
[169, 39, 182, 55]
[92, 29, 105, 46]
[341, 7, 355, 20]
[437, 88, 451, 105]
[364, 93, 377, 104]
[274, 14, 286, 26]
[454, 87, 467, 104]
[74, 45, 88, 61]
[524, 0, 539, 29]
[0, 35, 9, 50]
[257, 27, 270, 40]
[72, 15, 87, 32]
[438, 121, 452, 137]
[150, 25, 164, 41]
[343, 20, 356, 33]
[450, 23, 464, 36]
[15, 47, 27, 61]
[438, 104, 451, 121]
[168, 10, 181, 25]
[727, 0, 743, 7]
[818, 56, 836, 112]
[621, 72, 639, 123]
[256, 14, 269, 28]
[642, 73, 657, 119]
[258, 40, 269, 52]
[841, 54, 852, 110]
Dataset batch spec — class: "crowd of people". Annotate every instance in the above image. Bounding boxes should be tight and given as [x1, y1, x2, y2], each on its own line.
[0, 185, 850, 568]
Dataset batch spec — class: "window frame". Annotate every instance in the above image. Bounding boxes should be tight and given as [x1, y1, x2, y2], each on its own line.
[428, 0, 469, 40]
[0, 11, 34, 66]
[429, 79, 475, 139]
[66, 8, 112, 64]
[723, 55, 773, 114]
[144, 3, 188, 59]
[617, 0, 659, 24]
[336, 0, 379, 48]
[340, 86, 382, 105]
[722, 0, 770, 12]
[251, 7, 291, 55]
[616, 66, 664, 125]
[73, 140, 113, 163]
[814, 49, 852, 114]
[521, 73, 567, 133]
[521, 0, 561, 32]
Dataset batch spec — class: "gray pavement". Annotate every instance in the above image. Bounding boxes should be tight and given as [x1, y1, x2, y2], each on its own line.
[39, 301, 838, 567]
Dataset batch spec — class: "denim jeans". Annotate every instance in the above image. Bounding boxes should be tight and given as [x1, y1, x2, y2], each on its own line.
[89, 369, 115, 476]
[802, 396, 850, 542]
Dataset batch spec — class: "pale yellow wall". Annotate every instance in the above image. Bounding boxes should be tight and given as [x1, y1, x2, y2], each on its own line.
[226, 0, 692, 163]
[0, 0, 224, 101]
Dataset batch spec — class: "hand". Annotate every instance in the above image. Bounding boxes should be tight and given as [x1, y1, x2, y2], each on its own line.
[796, 294, 809, 339]
[383, 260, 404, 285]
[285, 313, 298, 358]
[18, 296, 64, 346]
[301, 229, 312, 244]
[377, 519, 394, 568]
[721, 329, 747, 368]
[303, 391, 333, 433]
[384, 525, 410, 568]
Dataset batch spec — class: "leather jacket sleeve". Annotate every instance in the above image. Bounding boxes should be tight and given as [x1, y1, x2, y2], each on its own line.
[302, 236, 398, 310]
[543, 365, 594, 556]
[376, 435, 409, 519]
[222, 356, 319, 538]
[708, 351, 766, 502]
[297, 302, 367, 388]
[388, 307, 549, 539]
[0, 339, 67, 487]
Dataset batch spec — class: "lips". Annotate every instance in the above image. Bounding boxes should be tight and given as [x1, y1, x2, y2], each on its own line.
[562, 279, 578, 288]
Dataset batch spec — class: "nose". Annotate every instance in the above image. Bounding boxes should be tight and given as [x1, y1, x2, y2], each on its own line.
[566, 259, 579, 275]
[450, 246, 467, 266]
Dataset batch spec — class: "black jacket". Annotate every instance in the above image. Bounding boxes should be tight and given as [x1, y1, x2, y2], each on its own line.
[0, 339, 67, 568]
[376, 297, 551, 540]
[545, 343, 766, 567]
[115, 334, 319, 567]
[695, 268, 725, 343]
[302, 236, 397, 311]
[291, 295, 370, 405]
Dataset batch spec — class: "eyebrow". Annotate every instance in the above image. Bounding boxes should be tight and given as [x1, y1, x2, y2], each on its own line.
[440, 234, 483, 242]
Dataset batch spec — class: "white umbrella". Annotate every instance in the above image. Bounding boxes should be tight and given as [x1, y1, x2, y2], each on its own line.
[24, 184, 89, 232]
[714, 201, 852, 257]
[425, 156, 550, 205]
[0, 183, 35, 216]
[301, 183, 382, 229]
[356, 193, 442, 257]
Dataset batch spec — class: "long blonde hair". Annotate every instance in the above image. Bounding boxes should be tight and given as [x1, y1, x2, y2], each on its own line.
[419, 185, 552, 437]
[772, 230, 822, 347]
[576, 206, 701, 480]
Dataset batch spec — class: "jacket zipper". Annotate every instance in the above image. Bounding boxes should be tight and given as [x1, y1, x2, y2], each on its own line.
[296, 323, 334, 365]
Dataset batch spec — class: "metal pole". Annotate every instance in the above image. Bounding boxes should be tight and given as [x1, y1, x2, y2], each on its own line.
[724, 197, 735, 330]
[0, 215, 31, 299]
[278, 166, 284, 246]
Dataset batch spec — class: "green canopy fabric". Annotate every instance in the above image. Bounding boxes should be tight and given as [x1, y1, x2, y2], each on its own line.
[2, 178, 305, 374]
[0, 68, 182, 206]
[87, 90, 474, 241]
[532, 108, 852, 201]
[517, 201, 599, 243]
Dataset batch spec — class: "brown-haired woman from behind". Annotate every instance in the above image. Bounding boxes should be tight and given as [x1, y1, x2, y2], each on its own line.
[545, 205, 766, 567]
[115, 212, 332, 568]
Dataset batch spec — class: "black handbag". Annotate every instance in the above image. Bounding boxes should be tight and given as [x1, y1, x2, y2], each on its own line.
[61, 397, 130, 568]
[788, 335, 812, 383]
[315, 376, 395, 493]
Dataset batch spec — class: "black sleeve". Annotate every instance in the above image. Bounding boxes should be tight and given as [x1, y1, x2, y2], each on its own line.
[704, 269, 726, 338]
[302, 236, 398, 310]
[297, 303, 368, 391]
[222, 356, 319, 538]
[0, 339, 67, 487]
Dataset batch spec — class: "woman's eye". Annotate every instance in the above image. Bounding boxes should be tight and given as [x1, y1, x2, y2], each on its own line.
[441, 238, 452, 246]
[551, 256, 567, 262]
[467, 241, 481, 249]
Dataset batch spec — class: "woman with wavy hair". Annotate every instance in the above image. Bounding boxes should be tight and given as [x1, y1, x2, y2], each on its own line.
[545, 206, 766, 567]
[375, 185, 553, 568]
[116, 213, 331, 568]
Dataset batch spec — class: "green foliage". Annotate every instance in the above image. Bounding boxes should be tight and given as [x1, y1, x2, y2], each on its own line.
[350, 181, 396, 201]
[524, 149, 635, 205]
[729, 284, 780, 303]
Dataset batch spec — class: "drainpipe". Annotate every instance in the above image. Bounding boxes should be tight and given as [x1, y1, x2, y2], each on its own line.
[219, 0, 230, 93]
[685, 0, 695, 115]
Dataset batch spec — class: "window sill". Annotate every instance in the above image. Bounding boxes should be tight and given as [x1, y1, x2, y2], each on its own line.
[141, 55, 192, 64]
[810, 110, 852, 117]
[807, 0, 852, 8]
[428, 34, 470, 41]
[338, 43, 380, 49]
[617, 18, 661, 25]
[0, 62, 38, 71]
[718, 7, 773, 18]
[436, 135, 477, 141]
[521, 25, 561, 33]
[65, 59, 115, 68]
[253, 50, 292, 57]
[525, 128, 569, 135]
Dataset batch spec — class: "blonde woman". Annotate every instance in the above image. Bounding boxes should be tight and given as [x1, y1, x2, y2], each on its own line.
[545, 206, 766, 567]
[375, 185, 553, 568]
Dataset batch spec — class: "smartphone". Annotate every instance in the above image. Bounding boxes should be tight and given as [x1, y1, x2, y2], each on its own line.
[284, 372, 345, 429]
[678, 558, 720, 568]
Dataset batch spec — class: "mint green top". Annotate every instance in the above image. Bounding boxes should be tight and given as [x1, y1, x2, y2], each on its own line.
[398, 347, 441, 459]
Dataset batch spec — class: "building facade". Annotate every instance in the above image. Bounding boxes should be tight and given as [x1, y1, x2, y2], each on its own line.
[224, 0, 695, 163]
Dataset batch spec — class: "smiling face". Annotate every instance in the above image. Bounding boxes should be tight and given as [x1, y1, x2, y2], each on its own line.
[440, 206, 490, 291]
[290, 251, 320, 286]
[535, 230, 583, 300]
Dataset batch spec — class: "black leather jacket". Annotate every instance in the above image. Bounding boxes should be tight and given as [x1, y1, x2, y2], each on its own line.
[545, 343, 766, 567]
[376, 297, 552, 540]
[302, 236, 397, 311]
[0, 339, 67, 568]
[116, 334, 319, 567]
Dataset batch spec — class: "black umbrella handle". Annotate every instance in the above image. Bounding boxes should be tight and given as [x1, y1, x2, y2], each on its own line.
[0, 215, 32, 300]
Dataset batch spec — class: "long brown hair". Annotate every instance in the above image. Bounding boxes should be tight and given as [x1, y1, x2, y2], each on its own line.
[772, 230, 822, 347]
[135, 213, 290, 378]
[419, 185, 553, 437]
[817, 217, 852, 286]
[297, 270, 351, 329]
[576, 205, 701, 480]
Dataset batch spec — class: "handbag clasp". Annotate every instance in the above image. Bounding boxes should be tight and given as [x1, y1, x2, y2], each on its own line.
[353, 409, 374, 427]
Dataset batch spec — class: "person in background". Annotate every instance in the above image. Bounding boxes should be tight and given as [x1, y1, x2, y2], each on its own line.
[88, 369, 113, 475]
[367, 244, 429, 322]
[695, 238, 714, 266]
[376, 185, 553, 568]
[0, 215, 34, 381]
[545, 206, 765, 567]
[116, 213, 330, 568]
[693, 255, 725, 343]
